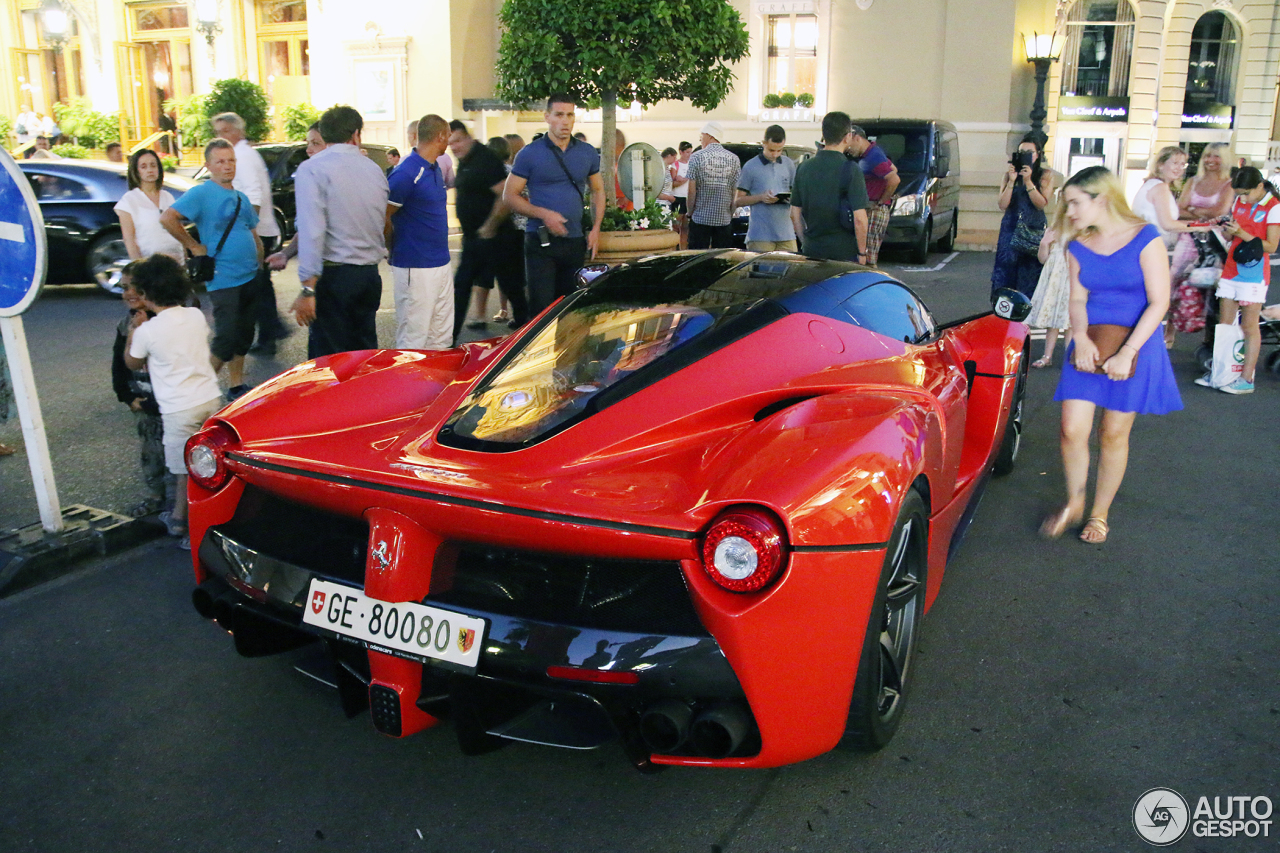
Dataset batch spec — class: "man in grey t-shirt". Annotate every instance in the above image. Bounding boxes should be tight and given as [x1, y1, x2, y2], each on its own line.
[735, 124, 797, 252]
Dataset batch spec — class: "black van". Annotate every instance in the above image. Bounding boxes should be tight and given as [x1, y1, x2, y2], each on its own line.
[851, 119, 960, 263]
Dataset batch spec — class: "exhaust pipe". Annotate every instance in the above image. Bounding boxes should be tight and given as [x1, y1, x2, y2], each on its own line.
[192, 576, 232, 619]
[639, 699, 694, 753]
[690, 703, 751, 759]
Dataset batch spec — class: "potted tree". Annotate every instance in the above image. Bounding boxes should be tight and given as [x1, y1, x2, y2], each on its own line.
[495, 0, 748, 260]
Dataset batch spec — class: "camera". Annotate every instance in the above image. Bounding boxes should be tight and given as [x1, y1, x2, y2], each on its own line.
[1011, 150, 1035, 170]
[537, 224, 551, 248]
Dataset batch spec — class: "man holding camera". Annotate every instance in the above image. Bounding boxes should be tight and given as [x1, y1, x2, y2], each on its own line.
[503, 94, 605, 316]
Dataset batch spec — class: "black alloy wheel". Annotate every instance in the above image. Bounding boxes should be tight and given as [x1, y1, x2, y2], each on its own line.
[939, 213, 958, 252]
[910, 220, 932, 264]
[843, 488, 928, 750]
[993, 340, 1029, 476]
[88, 232, 130, 295]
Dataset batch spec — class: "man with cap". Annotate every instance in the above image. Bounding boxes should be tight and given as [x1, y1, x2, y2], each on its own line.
[685, 121, 741, 250]
[847, 125, 900, 266]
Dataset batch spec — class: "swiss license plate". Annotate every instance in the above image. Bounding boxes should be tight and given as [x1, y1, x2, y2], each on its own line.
[301, 579, 485, 670]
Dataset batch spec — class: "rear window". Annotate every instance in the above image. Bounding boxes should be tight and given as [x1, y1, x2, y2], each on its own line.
[442, 298, 721, 448]
[841, 282, 936, 344]
[865, 128, 930, 176]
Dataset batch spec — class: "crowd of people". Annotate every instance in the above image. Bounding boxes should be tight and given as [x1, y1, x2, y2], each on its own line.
[992, 132, 1277, 544]
[3, 95, 1273, 552]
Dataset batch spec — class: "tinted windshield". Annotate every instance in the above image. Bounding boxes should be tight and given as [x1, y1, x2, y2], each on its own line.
[444, 297, 723, 448]
[440, 255, 811, 450]
[864, 128, 930, 176]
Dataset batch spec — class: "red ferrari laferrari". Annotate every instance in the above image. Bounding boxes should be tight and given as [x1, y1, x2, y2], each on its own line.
[187, 251, 1031, 769]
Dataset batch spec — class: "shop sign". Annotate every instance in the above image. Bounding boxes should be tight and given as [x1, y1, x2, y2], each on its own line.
[1058, 96, 1129, 122]
[1181, 101, 1234, 129]
[755, 1, 816, 14]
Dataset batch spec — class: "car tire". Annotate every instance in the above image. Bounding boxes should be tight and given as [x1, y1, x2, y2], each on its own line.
[992, 340, 1029, 476]
[843, 487, 928, 751]
[910, 220, 932, 264]
[1265, 349, 1280, 375]
[87, 232, 130, 295]
[938, 213, 958, 252]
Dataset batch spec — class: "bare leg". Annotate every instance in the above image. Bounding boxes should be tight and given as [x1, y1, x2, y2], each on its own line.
[226, 355, 244, 387]
[171, 473, 189, 522]
[1034, 328, 1059, 366]
[1060, 399, 1095, 516]
[1238, 303, 1262, 383]
[467, 286, 490, 323]
[1086, 407, 1136, 528]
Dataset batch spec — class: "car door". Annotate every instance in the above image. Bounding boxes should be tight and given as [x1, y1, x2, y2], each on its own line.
[840, 281, 968, 502]
[25, 169, 104, 283]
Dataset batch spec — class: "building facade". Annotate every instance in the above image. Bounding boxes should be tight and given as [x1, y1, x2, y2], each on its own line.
[4, 0, 1278, 246]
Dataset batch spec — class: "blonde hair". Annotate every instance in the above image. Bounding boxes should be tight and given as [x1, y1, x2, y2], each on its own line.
[1059, 166, 1147, 245]
[1148, 145, 1186, 180]
[1192, 142, 1232, 182]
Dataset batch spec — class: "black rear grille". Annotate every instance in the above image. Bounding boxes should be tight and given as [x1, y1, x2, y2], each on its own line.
[429, 545, 708, 637]
[216, 485, 367, 585]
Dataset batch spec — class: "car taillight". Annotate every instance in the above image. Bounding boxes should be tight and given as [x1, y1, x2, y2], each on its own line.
[185, 423, 238, 492]
[700, 508, 788, 593]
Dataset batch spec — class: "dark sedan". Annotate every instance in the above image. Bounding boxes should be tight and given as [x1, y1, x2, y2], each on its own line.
[195, 142, 397, 239]
[19, 159, 197, 294]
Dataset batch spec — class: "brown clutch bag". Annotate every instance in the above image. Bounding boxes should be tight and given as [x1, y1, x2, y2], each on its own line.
[1086, 323, 1135, 378]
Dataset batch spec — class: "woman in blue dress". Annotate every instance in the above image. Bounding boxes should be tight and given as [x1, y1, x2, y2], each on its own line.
[991, 133, 1054, 298]
[1040, 166, 1182, 544]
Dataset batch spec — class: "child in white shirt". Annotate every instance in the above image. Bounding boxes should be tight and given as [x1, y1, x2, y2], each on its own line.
[124, 255, 223, 548]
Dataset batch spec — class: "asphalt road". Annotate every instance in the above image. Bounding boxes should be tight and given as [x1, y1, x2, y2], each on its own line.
[1, 249, 1277, 852]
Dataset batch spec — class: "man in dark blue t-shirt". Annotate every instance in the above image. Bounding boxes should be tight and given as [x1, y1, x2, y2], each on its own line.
[503, 94, 605, 315]
[387, 114, 452, 350]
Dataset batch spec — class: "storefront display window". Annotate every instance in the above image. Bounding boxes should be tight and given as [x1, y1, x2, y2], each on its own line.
[1060, 0, 1135, 98]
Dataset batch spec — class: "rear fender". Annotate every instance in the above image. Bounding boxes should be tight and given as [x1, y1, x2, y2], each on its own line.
[698, 390, 940, 547]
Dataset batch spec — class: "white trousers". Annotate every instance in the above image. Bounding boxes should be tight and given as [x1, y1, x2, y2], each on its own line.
[392, 264, 454, 350]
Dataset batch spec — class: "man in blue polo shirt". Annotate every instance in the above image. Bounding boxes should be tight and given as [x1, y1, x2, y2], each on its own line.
[735, 124, 797, 252]
[160, 138, 261, 400]
[503, 94, 605, 315]
[387, 114, 452, 350]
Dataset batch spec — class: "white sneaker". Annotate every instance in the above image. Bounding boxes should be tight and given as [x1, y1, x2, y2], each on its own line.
[1193, 373, 1215, 388]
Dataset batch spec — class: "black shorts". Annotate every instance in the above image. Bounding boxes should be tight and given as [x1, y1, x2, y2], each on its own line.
[208, 281, 258, 362]
[672, 198, 687, 215]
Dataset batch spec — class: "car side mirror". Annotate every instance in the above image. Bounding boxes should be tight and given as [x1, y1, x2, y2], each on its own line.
[576, 263, 611, 289]
[991, 288, 1031, 323]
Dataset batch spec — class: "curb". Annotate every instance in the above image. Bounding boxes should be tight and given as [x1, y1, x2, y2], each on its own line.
[0, 505, 162, 598]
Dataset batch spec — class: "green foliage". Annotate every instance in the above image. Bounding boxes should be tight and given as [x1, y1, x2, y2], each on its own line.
[205, 79, 272, 141]
[51, 143, 91, 159]
[762, 93, 781, 108]
[0, 114, 12, 145]
[778, 92, 797, 108]
[165, 94, 212, 149]
[601, 198, 673, 231]
[495, 0, 749, 111]
[161, 155, 179, 172]
[796, 92, 814, 108]
[280, 103, 321, 141]
[52, 98, 120, 147]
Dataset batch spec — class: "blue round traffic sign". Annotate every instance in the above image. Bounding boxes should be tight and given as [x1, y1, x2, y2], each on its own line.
[0, 148, 48, 317]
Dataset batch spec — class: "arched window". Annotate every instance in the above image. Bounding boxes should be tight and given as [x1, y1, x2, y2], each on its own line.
[1059, 0, 1136, 97]
[1186, 11, 1239, 106]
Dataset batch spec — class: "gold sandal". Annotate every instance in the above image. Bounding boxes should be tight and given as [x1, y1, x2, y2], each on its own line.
[1079, 517, 1109, 544]
[1039, 505, 1081, 540]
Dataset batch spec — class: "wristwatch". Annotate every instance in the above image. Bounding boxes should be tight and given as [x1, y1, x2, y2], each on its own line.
[300, 286, 316, 298]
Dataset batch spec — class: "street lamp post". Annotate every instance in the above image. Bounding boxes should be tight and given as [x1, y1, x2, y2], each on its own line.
[1023, 32, 1063, 145]
[38, 0, 70, 52]
[194, 0, 222, 46]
